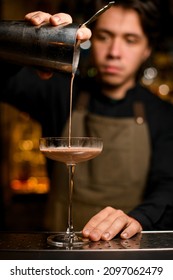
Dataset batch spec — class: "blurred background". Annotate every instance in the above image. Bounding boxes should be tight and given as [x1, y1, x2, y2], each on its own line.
[0, 0, 173, 232]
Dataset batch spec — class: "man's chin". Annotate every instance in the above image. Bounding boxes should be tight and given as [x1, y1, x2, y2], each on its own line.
[100, 76, 121, 88]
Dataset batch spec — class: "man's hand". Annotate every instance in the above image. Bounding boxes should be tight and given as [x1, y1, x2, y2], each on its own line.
[25, 11, 91, 41]
[82, 206, 142, 241]
[25, 12, 91, 79]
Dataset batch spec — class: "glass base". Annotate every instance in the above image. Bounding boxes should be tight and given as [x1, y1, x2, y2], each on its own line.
[47, 232, 89, 248]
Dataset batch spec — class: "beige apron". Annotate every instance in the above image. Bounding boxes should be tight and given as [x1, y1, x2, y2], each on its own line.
[44, 93, 151, 231]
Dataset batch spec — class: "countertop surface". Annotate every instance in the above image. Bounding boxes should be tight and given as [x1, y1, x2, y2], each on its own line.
[0, 231, 173, 259]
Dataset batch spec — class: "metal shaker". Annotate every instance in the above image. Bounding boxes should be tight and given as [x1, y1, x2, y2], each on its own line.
[0, 20, 80, 73]
[0, 2, 115, 73]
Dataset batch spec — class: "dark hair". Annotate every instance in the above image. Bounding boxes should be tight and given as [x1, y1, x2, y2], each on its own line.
[87, 0, 160, 48]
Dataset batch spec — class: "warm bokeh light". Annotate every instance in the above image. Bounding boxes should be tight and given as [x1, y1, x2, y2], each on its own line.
[11, 176, 50, 194]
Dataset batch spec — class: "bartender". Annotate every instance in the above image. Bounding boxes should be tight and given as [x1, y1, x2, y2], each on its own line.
[1, 0, 173, 242]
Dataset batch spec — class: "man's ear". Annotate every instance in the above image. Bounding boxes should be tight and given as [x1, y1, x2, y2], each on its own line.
[142, 46, 152, 62]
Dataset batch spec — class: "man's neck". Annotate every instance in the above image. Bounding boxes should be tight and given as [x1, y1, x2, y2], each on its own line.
[102, 80, 136, 100]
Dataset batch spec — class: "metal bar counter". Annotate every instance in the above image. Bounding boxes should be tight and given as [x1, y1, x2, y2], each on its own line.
[0, 231, 173, 259]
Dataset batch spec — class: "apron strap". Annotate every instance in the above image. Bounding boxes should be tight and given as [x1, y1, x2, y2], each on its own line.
[75, 91, 90, 111]
[133, 102, 146, 124]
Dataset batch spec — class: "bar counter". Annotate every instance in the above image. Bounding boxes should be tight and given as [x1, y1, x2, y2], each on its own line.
[0, 231, 173, 260]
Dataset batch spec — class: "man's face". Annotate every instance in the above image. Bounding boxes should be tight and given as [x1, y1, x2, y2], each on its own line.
[91, 6, 151, 89]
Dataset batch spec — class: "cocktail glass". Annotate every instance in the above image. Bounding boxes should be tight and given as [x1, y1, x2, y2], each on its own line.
[39, 136, 103, 247]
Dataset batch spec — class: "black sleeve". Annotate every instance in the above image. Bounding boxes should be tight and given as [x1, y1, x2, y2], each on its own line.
[129, 100, 173, 230]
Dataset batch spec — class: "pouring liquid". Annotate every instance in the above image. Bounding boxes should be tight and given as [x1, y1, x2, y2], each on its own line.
[67, 1, 116, 146]
[68, 72, 75, 147]
[41, 71, 102, 164]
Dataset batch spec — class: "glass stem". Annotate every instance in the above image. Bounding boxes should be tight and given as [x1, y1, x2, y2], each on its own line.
[67, 164, 76, 234]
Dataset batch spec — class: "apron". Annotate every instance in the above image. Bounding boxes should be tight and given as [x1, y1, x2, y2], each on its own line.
[44, 93, 151, 231]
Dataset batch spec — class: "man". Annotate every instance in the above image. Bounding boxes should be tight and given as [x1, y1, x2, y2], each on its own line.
[1, 0, 173, 241]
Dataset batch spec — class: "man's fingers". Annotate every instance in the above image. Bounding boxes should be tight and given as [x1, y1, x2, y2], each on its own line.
[82, 207, 143, 241]
[82, 207, 123, 241]
[25, 11, 51, 25]
[120, 218, 142, 239]
[49, 13, 72, 25]
[83, 207, 114, 233]
[25, 12, 91, 42]
[25, 12, 72, 26]
[77, 27, 92, 41]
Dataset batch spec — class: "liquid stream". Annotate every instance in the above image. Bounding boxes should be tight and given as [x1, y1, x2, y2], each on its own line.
[68, 72, 75, 146]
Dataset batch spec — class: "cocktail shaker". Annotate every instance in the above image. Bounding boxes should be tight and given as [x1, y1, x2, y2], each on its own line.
[0, 2, 115, 73]
[0, 20, 80, 73]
